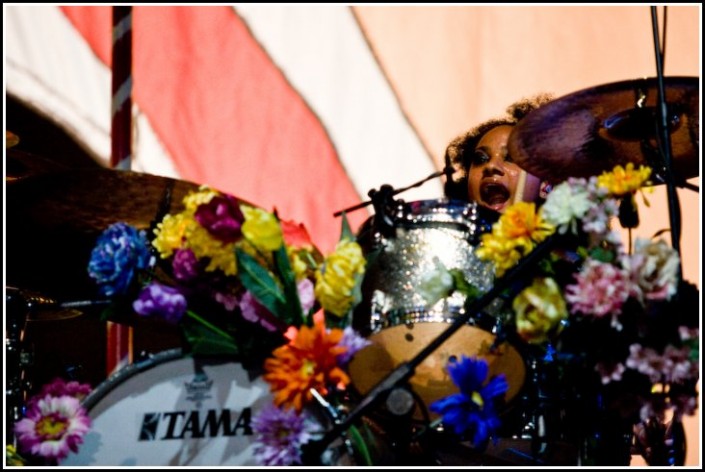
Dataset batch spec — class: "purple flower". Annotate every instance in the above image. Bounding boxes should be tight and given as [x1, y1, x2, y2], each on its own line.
[239, 290, 282, 332]
[172, 248, 200, 282]
[88, 223, 152, 297]
[251, 404, 316, 466]
[429, 356, 507, 449]
[14, 395, 92, 461]
[194, 194, 244, 243]
[133, 282, 187, 324]
[336, 327, 371, 365]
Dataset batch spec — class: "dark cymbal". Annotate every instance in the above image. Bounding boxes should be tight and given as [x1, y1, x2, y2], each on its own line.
[6, 130, 20, 148]
[6, 166, 206, 300]
[508, 76, 699, 184]
[6, 287, 85, 322]
[6, 148, 76, 182]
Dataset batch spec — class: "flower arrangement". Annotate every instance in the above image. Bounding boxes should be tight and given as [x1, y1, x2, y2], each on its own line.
[426, 163, 699, 465]
[9, 164, 698, 467]
[11, 186, 372, 466]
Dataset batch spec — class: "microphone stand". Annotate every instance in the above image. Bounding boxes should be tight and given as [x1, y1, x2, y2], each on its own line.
[650, 6, 683, 280]
[302, 233, 561, 464]
[333, 169, 448, 217]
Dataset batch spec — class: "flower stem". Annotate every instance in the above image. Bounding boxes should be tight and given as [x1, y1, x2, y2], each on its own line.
[186, 310, 234, 341]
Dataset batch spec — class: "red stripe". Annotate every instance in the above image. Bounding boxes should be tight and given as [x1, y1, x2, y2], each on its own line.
[106, 321, 131, 374]
[61, 6, 366, 252]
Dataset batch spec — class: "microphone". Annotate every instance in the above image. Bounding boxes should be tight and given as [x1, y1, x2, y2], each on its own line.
[333, 167, 452, 217]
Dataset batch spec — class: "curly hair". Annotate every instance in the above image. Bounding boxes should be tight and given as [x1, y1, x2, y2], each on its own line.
[444, 93, 554, 201]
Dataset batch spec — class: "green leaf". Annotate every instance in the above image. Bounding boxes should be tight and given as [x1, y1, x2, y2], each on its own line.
[348, 424, 373, 466]
[450, 269, 482, 301]
[272, 244, 304, 327]
[339, 212, 354, 242]
[589, 246, 615, 263]
[236, 248, 287, 318]
[182, 315, 238, 357]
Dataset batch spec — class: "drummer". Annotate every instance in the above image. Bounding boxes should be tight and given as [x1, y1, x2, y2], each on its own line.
[444, 94, 554, 212]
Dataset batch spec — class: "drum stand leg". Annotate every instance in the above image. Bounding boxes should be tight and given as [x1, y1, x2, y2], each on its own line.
[521, 353, 564, 464]
[5, 289, 34, 446]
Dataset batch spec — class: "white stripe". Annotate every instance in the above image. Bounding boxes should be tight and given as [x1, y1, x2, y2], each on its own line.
[112, 10, 132, 43]
[111, 76, 132, 116]
[5, 5, 180, 179]
[235, 5, 443, 202]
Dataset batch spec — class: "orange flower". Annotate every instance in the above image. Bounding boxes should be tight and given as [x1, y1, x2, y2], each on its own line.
[263, 313, 349, 412]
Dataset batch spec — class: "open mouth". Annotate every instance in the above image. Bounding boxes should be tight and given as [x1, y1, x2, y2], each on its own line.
[480, 182, 510, 210]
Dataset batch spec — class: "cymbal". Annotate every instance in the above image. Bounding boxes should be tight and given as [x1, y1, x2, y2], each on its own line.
[6, 148, 75, 182]
[6, 287, 84, 322]
[6, 130, 20, 148]
[6, 167, 206, 300]
[508, 76, 699, 184]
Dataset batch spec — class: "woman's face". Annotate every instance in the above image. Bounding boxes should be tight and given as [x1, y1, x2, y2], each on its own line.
[467, 125, 539, 213]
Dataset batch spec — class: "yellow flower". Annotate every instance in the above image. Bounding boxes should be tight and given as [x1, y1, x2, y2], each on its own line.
[476, 233, 525, 278]
[496, 202, 554, 245]
[186, 223, 237, 275]
[152, 200, 238, 275]
[241, 206, 283, 253]
[476, 202, 554, 277]
[597, 163, 652, 196]
[314, 239, 366, 317]
[182, 186, 219, 212]
[152, 213, 193, 258]
[288, 247, 311, 281]
[6, 444, 27, 466]
[513, 277, 568, 344]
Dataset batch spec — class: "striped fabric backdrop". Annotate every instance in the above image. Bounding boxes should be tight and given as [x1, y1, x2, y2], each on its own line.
[5, 5, 700, 465]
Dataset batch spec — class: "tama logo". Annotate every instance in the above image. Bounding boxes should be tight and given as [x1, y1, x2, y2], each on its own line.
[139, 408, 252, 440]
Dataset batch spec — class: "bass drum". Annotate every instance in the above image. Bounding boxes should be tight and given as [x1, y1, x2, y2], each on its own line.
[60, 350, 273, 466]
[349, 199, 526, 420]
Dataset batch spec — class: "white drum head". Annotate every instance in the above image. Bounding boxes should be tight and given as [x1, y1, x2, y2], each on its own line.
[60, 350, 273, 466]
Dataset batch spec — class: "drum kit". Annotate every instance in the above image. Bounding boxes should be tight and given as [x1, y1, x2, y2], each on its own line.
[5, 76, 699, 466]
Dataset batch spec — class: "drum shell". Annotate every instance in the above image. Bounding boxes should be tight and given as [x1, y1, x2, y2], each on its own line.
[349, 199, 525, 419]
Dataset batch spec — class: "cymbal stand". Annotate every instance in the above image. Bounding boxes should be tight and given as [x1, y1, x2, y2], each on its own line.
[650, 6, 683, 280]
[5, 288, 35, 446]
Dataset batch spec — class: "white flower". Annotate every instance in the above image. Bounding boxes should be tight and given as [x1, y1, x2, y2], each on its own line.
[418, 257, 454, 306]
[540, 180, 592, 234]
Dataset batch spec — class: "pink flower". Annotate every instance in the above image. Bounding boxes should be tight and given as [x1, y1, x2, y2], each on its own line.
[14, 396, 91, 461]
[30, 378, 92, 406]
[623, 238, 679, 303]
[239, 291, 282, 332]
[297, 278, 315, 314]
[595, 361, 626, 385]
[565, 259, 631, 325]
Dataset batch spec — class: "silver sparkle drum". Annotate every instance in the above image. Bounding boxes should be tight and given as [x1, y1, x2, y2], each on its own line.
[349, 199, 525, 417]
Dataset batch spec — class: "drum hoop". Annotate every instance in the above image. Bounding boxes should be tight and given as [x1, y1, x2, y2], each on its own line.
[80, 348, 185, 410]
[370, 307, 500, 332]
[396, 199, 484, 225]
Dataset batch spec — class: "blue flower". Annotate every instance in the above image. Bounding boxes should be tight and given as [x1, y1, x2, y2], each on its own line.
[429, 356, 508, 449]
[87, 223, 152, 297]
[133, 282, 187, 324]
